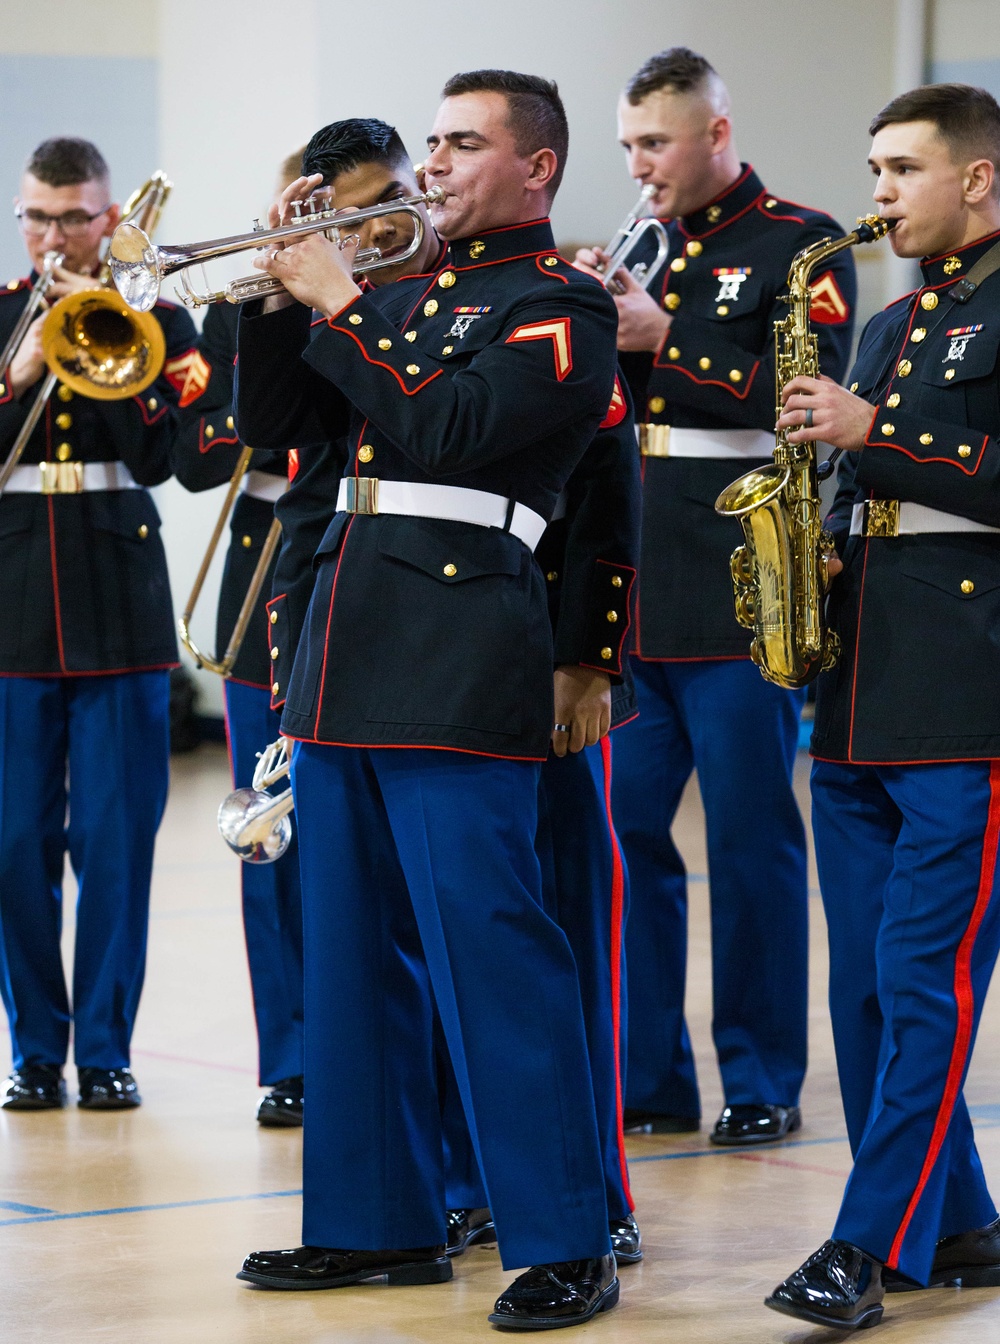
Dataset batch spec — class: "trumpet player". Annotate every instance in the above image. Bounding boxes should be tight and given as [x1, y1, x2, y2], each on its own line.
[0, 138, 196, 1111]
[766, 82, 1000, 1331]
[578, 48, 856, 1145]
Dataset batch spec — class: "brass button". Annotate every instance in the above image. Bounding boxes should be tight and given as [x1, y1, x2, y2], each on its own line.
[729, 369, 743, 383]
[664, 292, 681, 311]
[406, 364, 420, 375]
[546, 570, 558, 582]
[961, 579, 975, 594]
[921, 292, 939, 310]
[611, 575, 623, 588]
[57, 384, 73, 402]
[600, 647, 613, 660]
[897, 360, 912, 377]
[270, 610, 278, 624]
[57, 442, 72, 462]
[405, 330, 417, 342]
[716, 304, 729, 316]
[606, 610, 618, 623]
[919, 433, 933, 445]
[945, 368, 956, 380]
[469, 241, 485, 259]
[881, 423, 895, 436]
[649, 396, 666, 414]
[698, 356, 711, 370]
[378, 338, 392, 350]
[765, 198, 777, 209]
[56, 412, 72, 430]
[137, 524, 149, 540]
[242, 534, 252, 548]
[850, 382, 859, 393]
[438, 271, 456, 289]
[958, 444, 972, 457]
[0, 383, 5, 397]
[147, 397, 157, 411]
[668, 347, 681, 361]
[911, 327, 926, 343]
[670, 257, 686, 272]
[686, 239, 703, 257]
[358, 444, 373, 463]
[6, 279, 17, 290]
[886, 393, 900, 408]
[226, 415, 234, 429]
[348, 313, 363, 325]
[443, 563, 457, 577]
[442, 345, 454, 355]
[272, 683, 279, 696]
[270, 646, 279, 660]
[543, 256, 559, 267]
[423, 299, 439, 317]
[205, 425, 214, 438]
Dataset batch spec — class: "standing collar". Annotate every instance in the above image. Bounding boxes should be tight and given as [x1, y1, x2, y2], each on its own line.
[678, 165, 764, 238]
[919, 226, 1000, 287]
[444, 217, 555, 268]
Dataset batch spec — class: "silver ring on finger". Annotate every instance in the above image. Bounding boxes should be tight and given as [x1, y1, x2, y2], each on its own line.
[553, 723, 571, 734]
[804, 407, 814, 429]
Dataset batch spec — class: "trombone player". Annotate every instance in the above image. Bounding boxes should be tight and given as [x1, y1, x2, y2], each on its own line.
[0, 138, 196, 1112]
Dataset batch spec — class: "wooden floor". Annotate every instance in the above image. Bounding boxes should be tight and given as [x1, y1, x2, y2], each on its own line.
[3, 744, 1000, 1341]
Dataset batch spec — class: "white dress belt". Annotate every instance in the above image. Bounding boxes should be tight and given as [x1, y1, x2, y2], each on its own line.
[0, 461, 141, 493]
[850, 500, 1000, 536]
[639, 424, 774, 459]
[336, 478, 548, 551]
[241, 470, 287, 503]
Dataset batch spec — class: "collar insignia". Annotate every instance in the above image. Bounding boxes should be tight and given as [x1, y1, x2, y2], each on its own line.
[943, 256, 963, 275]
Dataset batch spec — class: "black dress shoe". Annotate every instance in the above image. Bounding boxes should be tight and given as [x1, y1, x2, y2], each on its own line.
[609, 1215, 643, 1264]
[885, 1216, 1000, 1292]
[237, 1243, 452, 1289]
[256, 1076, 303, 1127]
[77, 1067, 141, 1109]
[710, 1103, 801, 1146]
[489, 1254, 619, 1330]
[2, 1065, 66, 1111]
[446, 1207, 497, 1256]
[765, 1240, 884, 1330]
[623, 1108, 699, 1134]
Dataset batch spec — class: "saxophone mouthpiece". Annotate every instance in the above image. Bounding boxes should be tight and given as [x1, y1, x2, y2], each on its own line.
[855, 215, 895, 243]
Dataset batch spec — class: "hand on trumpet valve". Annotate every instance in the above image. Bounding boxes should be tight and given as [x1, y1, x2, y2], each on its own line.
[572, 244, 610, 281]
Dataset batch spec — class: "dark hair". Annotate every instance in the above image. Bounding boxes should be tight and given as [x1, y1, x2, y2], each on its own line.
[869, 83, 1000, 174]
[25, 136, 109, 187]
[625, 47, 719, 105]
[302, 118, 410, 184]
[441, 69, 569, 195]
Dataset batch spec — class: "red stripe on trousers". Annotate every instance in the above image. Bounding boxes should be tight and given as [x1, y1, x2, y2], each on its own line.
[600, 735, 634, 1212]
[887, 758, 1000, 1268]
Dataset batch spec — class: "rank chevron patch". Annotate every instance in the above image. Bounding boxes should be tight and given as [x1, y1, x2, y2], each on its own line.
[163, 348, 212, 407]
[600, 375, 628, 428]
[505, 318, 573, 380]
[809, 270, 850, 325]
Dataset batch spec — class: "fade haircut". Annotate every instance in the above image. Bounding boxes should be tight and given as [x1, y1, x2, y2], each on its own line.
[302, 119, 410, 185]
[870, 83, 1000, 179]
[441, 69, 569, 195]
[26, 137, 109, 187]
[625, 47, 721, 105]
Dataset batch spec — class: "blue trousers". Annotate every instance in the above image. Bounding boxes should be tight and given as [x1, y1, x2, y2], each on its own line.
[813, 759, 1000, 1283]
[612, 657, 808, 1115]
[224, 680, 303, 1085]
[444, 739, 633, 1222]
[0, 672, 170, 1070]
[291, 742, 611, 1270]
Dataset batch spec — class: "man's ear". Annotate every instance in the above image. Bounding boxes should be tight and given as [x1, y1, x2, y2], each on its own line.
[102, 202, 122, 239]
[525, 148, 559, 196]
[964, 157, 996, 206]
[707, 114, 732, 157]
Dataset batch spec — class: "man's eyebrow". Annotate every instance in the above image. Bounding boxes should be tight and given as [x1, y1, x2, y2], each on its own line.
[426, 130, 489, 147]
[375, 179, 408, 202]
[868, 154, 921, 168]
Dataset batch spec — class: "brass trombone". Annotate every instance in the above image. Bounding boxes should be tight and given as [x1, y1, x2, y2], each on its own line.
[109, 187, 446, 312]
[218, 737, 293, 864]
[599, 185, 670, 293]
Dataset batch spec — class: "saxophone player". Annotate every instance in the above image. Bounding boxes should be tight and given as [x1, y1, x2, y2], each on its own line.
[767, 82, 1000, 1330]
[577, 48, 857, 1145]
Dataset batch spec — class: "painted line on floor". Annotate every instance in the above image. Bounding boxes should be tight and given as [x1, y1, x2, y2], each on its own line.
[0, 1201, 55, 1215]
[129, 1047, 257, 1076]
[0, 1188, 302, 1229]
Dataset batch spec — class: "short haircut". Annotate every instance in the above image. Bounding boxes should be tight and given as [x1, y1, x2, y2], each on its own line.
[625, 47, 718, 105]
[441, 69, 569, 195]
[302, 119, 410, 185]
[25, 136, 109, 187]
[869, 83, 1000, 175]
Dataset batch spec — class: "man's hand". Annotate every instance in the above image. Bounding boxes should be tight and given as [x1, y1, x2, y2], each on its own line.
[255, 172, 361, 317]
[574, 248, 672, 353]
[551, 666, 612, 758]
[8, 313, 47, 396]
[47, 264, 102, 301]
[778, 374, 876, 452]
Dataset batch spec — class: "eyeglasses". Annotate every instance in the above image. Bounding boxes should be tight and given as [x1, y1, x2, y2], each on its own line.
[15, 204, 111, 238]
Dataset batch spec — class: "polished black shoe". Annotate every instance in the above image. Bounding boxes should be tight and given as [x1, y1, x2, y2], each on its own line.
[237, 1243, 452, 1289]
[77, 1067, 141, 1109]
[446, 1207, 497, 1257]
[2, 1065, 66, 1111]
[622, 1108, 699, 1134]
[489, 1254, 619, 1330]
[765, 1240, 884, 1330]
[256, 1076, 303, 1128]
[609, 1215, 643, 1265]
[885, 1216, 1000, 1292]
[710, 1103, 801, 1146]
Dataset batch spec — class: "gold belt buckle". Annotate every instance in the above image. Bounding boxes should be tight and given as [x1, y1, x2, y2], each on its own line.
[39, 461, 84, 495]
[864, 499, 900, 537]
[639, 424, 671, 458]
[343, 476, 379, 515]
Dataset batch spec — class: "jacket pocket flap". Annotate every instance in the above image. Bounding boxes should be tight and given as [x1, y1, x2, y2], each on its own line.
[378, 516, 523, 582]
[899, 550, 1000, 599]
[86, 490, 161, 538]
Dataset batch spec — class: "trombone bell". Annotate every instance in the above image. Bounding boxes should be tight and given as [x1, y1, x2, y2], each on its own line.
[41, 288, 166, 399]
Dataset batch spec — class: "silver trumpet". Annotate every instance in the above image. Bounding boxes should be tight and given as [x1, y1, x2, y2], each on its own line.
[109, 187, 446, 312]
[600, 184, 670, 292]
[218, 738, 294, 864]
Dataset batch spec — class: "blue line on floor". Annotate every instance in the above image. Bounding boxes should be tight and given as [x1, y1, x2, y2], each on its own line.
[0, 1188, 301, 1229]
[0, 1201, 55, 1215]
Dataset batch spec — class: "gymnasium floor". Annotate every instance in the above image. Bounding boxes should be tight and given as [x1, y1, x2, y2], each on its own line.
[2, 744, 1000, 1342]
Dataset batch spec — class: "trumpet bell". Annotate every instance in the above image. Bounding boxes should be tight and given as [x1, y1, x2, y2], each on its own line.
[218, 787, 293, 864]
[41, 287, 166, 399]
[108, 223, 162, 314]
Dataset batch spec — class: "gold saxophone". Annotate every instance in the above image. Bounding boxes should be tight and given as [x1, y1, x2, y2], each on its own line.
[714, 215, 893, 688]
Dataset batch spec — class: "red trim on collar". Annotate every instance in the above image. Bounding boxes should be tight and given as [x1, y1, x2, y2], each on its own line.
[680, 189, 763, 241]
[924, 224, 1000, 266]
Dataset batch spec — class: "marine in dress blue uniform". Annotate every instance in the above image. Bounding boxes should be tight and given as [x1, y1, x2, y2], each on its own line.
[767, 84, 1000, 1331]
[0, 137, 196, 1111]
[594, 50, 856, 1142]
[170, 300, 305, 1124]
[233, 76, 627, 1330]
